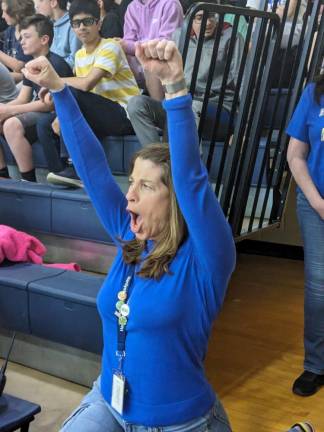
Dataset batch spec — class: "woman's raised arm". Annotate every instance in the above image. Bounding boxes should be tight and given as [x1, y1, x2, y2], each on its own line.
[136, 41, 236, 283]
[22, 57, 129, 243]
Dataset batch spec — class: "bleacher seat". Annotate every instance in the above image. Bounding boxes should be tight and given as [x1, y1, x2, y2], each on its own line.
[29, 271, 104, 354]
[0, 180, 52, 233]
[0, 262, 65, 334]
[51, 188, 111, 243]
[0, 263, 104, 354]
[0, 181, 113, 244]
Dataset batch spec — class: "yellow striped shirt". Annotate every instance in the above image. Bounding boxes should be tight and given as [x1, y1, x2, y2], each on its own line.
[75, 38, 139, 109]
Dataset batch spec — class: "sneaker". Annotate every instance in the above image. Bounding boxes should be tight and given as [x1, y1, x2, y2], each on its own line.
[288, 422, 315, 431]
[47, 166, 83, 188]
[293, 371, 324, 396]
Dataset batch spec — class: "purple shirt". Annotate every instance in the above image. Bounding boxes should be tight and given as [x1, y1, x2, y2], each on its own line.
[123, 0, 183, 56]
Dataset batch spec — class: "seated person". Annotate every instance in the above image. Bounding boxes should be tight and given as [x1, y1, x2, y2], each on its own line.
[0, 14, 72, 182]
[246, 0, 307, 87]
[98, 0, 123, 38]
[40, 0, 139, 187]
[120, 0, 183, 98]
[34, 0, 81, 69]
[115, 0, 132, 28]
[127, 10, 244, 147]
[0, 0, 35, 83]
[247, 0, 307, 47]
[0, 61, 19, 103]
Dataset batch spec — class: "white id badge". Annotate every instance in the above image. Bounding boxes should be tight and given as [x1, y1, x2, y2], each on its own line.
[111, 373, 125, 415]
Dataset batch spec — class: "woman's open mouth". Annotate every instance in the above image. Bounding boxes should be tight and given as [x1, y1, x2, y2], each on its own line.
[129, 211, 143, 234]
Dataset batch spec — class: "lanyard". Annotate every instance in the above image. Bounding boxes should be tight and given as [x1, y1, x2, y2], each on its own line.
[115, 265, 135, 374]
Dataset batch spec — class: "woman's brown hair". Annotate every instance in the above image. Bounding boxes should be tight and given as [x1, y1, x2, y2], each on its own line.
[3, 0, 35, 25]
[121, 143, 187, 280]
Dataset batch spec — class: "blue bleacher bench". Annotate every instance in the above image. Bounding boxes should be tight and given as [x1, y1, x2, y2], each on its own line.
[0, 180, 112, 244]
[0, 133, 269, 185]
[0, 262, 105, 354]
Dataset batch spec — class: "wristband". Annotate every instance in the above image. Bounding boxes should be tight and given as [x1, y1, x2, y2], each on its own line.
[162, 78, 187, 94]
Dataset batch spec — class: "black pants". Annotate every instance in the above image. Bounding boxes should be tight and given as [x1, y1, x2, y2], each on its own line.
[37, 87, 134, 169]
[60, 87, 134, 159]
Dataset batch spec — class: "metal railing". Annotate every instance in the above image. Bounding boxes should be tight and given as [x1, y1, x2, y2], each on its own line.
[179, 0, 323, 238]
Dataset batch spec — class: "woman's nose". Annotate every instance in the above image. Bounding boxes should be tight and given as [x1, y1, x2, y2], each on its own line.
[126, 185, 137, 201]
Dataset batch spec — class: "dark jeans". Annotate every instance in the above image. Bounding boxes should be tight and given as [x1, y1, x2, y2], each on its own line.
[36, 111, 65, 173]
[60, 87, 134, 159]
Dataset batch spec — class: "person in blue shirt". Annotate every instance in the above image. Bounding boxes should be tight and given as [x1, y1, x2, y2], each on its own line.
[287, 74, 324, 397]
[0, 14, 72, 182]
[34, 0, 81, 69]
[0, 0, 35, 82]
[22, 39, 236, 431]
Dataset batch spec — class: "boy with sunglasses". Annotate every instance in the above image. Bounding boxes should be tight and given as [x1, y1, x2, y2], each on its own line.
[43, 0, 139, 187]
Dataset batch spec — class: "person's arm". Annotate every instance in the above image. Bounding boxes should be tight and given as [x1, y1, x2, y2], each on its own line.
[64, 41, 120, 91]
[122, 6, 138, 55]
[286, 84, 324, 219]
[62, 67, 108, 91]
[287, 138, 324, 219]
[0, 50, 25, 72]
[227, 31, 245, 87]
[0, 85, 53, 122]
[136, 40, 236, 284]
[22, 57, 129, 242]
[6, 85, 32, 106]
[11, 71, 23, 83]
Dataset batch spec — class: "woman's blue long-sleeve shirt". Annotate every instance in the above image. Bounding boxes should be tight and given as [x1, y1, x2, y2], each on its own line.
[53, 86, 236, 427]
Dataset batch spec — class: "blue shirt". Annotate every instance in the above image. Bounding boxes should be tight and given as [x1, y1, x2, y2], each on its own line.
[287, 83, 324, 197]
[52, 12, 81, 69]
[52, 87, 236, 427]
[2, 25, 32, 63]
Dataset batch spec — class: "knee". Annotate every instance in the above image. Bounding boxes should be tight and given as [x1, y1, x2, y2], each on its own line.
[127, 95, 150, 119]
[3, 117, 24, 142]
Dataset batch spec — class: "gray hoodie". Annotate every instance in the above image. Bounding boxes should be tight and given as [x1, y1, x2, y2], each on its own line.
[173, 25, 244, 113]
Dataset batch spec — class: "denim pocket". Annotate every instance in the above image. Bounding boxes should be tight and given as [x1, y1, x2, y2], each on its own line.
[61, 403, 90, 429]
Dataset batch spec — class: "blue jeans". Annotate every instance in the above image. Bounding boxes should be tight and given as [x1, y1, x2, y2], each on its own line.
[297, 191, 324, 374]
[60, 377, 232, 432]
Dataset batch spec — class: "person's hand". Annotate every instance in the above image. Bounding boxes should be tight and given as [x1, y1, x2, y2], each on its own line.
[22, 56, 64, 91]
[38, 87, 52, 103]
[0, 104, 12, 122]
[51, 117, 60, 136]
[312, 198, 324, 220]
[135, 39, 184, 85]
